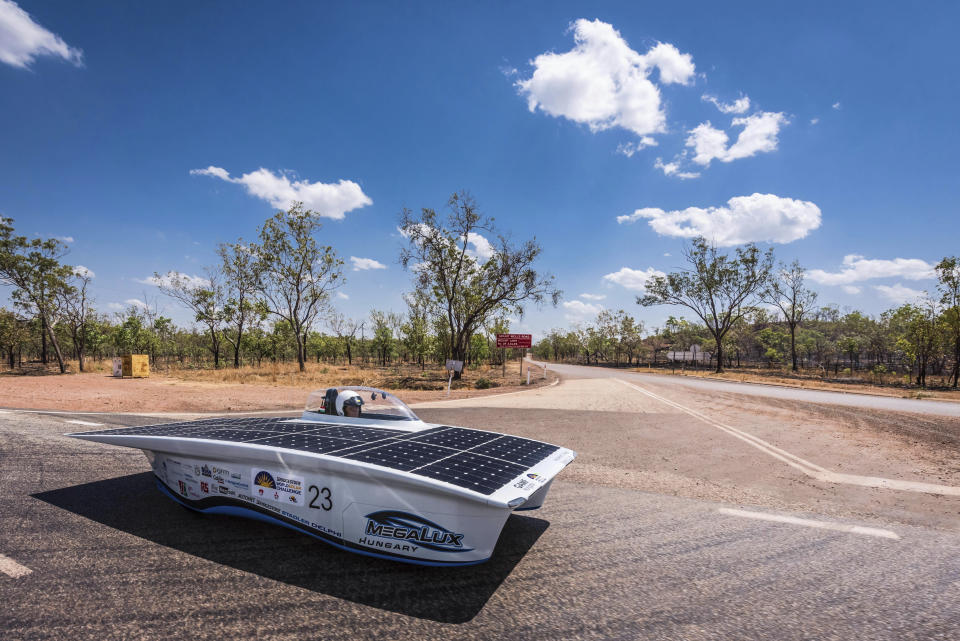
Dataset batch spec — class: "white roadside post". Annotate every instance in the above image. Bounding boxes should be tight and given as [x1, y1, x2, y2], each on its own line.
[445, 359, 464, 396]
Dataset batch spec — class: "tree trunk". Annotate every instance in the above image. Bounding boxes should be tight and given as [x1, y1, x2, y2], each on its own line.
[789, 322, 798, 372]
[44, 315, 66, 374]
[41, 315, 48, 364]
[714, 338, 724, 374]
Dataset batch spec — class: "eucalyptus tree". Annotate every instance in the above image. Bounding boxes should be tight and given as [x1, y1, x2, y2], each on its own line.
[0, 218, 74, 373]
[252, 203, 344, 372]
[936, 257, 960, 387]
[218, 240, 263, 368]
[327, 312, 362, 365]
[762, 260, 817, 371]
[155, 269, 226, 368]
[59, 266, 95, 371]
[399, 191, 560, 379]
[639, 237, 773, 373]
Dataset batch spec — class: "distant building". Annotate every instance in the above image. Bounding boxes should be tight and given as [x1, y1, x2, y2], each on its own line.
[665, 344, 711, 363]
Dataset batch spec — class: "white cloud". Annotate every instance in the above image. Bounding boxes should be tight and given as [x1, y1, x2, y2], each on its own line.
[336, 291, 349, 300]
[190, 166, 372, 220]
[124, 298, 148, 309]
[73, 265, 94, 279]
[138, 272, 210, 289]
[55, 235, 74, 243]
[616, 136, 657, 157]
[663, 252, 671, 257]
[617, 193, 821, 246]
[350, 256, 387, 271]
[841, 285, 861, 295]
[810, 118, 819, 125]
[701, 94, 750, 114]
[832, 101, 841, 110]
[808, 255, 936, 286]
[874, 283, 926, 305]
[563, 300, 603, 321]
[653, 157, 700, 180]
[686, 112, 788, 166]
[466, 232, 495, 261]
[602, 267, 666, 292]
[579, 293, 606, 301]
[0, 0, 83, 69]
[516, 19, 695, 138]
[106, 302, 123, 311]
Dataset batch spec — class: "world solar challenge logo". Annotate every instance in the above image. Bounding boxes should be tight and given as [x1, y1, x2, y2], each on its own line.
[254, 470, 276, 498]
[251, 468, 304, 505]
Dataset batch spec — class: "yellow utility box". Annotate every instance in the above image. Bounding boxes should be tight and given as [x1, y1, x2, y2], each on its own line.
[122, 354, 150, 378]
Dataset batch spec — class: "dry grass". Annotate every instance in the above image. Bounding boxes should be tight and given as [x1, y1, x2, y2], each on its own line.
[38, 358, 536, 393]
[632, 365, 960, 402]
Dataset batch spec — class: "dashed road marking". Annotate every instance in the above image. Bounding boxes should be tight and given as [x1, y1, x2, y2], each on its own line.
[0, 554, 32, 578]
[719, 508, 901, 540]
[65, 419, 104, 427]
[614, 377, 960, 497]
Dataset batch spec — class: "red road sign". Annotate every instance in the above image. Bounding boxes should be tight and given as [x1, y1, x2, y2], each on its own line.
[496, 333, 532, 349]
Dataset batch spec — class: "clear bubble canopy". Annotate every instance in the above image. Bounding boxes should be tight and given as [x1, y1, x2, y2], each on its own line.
[304, 386, 422, 423]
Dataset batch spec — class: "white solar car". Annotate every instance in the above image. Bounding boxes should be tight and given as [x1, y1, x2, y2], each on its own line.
[69, 386, 576, 566]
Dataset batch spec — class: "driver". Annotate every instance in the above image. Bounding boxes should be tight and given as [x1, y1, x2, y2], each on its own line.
[336, 390, 364, 418]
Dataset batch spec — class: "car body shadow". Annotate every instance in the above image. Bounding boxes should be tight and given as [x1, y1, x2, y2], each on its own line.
[33, 472, 549, 623]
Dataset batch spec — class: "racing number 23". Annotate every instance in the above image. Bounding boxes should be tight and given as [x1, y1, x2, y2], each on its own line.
[308, 485, 332, 511]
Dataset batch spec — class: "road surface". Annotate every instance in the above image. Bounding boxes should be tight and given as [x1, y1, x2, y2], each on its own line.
[2, 364, 959, 639]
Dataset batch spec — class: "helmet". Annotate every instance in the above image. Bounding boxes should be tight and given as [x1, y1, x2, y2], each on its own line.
[335, 390, 364, 416]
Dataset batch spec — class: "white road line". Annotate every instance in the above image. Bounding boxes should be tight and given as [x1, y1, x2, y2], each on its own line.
[0, 554, 33, 578]
[718, 508, 901, 540]
[65, 419, 104, 427]
[613, 377, 960, 497]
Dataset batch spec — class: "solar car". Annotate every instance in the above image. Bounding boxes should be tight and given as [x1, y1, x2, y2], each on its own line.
[68, 386, 576, 566]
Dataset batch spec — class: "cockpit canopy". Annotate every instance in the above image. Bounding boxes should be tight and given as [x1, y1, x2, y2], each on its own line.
[304, 386, 421, 423]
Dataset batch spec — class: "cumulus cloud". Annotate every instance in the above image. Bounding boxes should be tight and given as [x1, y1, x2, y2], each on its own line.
[124, 298, 148, 309]
[810, 118, 820, 125]
[701, 94, 750, 114]
[190, 166, 372, 219]
[807, 255, 936, 286]
[336, 291, 349, 300]
[73, 265, 94, 279]
[602, 267, 666, 292]
[616, 136, 658, 157]
[654, 157, 700, 179]
[874, 284, 926, 305]
[0, 0, 83, 69]
[350, 256, 387, 271]
[686, 112, 788, 166]
[563, 300, 603, 321]
[842, 285, 861, 295]
[616, 193, 821, 246]
[55, 235, 74, 243]
[516, 19, 695, 138]
[466, 232, 495, 261]
[832, 101, 841, 110]
[579, 293, 606, 301]
[138, 272, 210, 289]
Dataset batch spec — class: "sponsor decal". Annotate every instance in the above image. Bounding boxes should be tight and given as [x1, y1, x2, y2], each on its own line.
[230, 472, 241, 480]
[513, 479, 531, 489]
[218, 485, 234, 496]
[178, 480, 187, 496]
[227, 479, 248, 490]
[361, 511, 471, 553]
[526, 473, 540, 480]
[201, 465, 212, 478]
[212, 466, 230, 476]
[252, 469, 304, 505]
[200, 481, 210, 494]
[212, 475, 224, 484]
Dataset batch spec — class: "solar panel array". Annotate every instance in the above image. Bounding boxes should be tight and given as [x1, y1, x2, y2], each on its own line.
[77, 417, 559, 495]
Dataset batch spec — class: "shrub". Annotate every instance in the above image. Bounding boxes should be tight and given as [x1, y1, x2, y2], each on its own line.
[474, 377, 493, 389]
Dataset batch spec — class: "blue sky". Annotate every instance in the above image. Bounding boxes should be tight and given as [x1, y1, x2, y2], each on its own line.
[2, 1, 958, 335]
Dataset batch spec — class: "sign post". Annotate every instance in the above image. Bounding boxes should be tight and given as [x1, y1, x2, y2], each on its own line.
[496, 334, 532, 382]
[445, 359, 464, 397]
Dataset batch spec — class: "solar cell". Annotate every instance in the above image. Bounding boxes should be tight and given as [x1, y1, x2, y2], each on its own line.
[414, 452, 527, 495]
[342, 441, 455, 472]
[306, 425, 408, 441]
[469, 436, 560, 467]
[408, 427, 501, 449]
[252, 433, 361, 454]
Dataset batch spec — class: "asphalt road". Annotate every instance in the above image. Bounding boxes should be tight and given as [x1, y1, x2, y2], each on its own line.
[2, 367, 960, 640]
